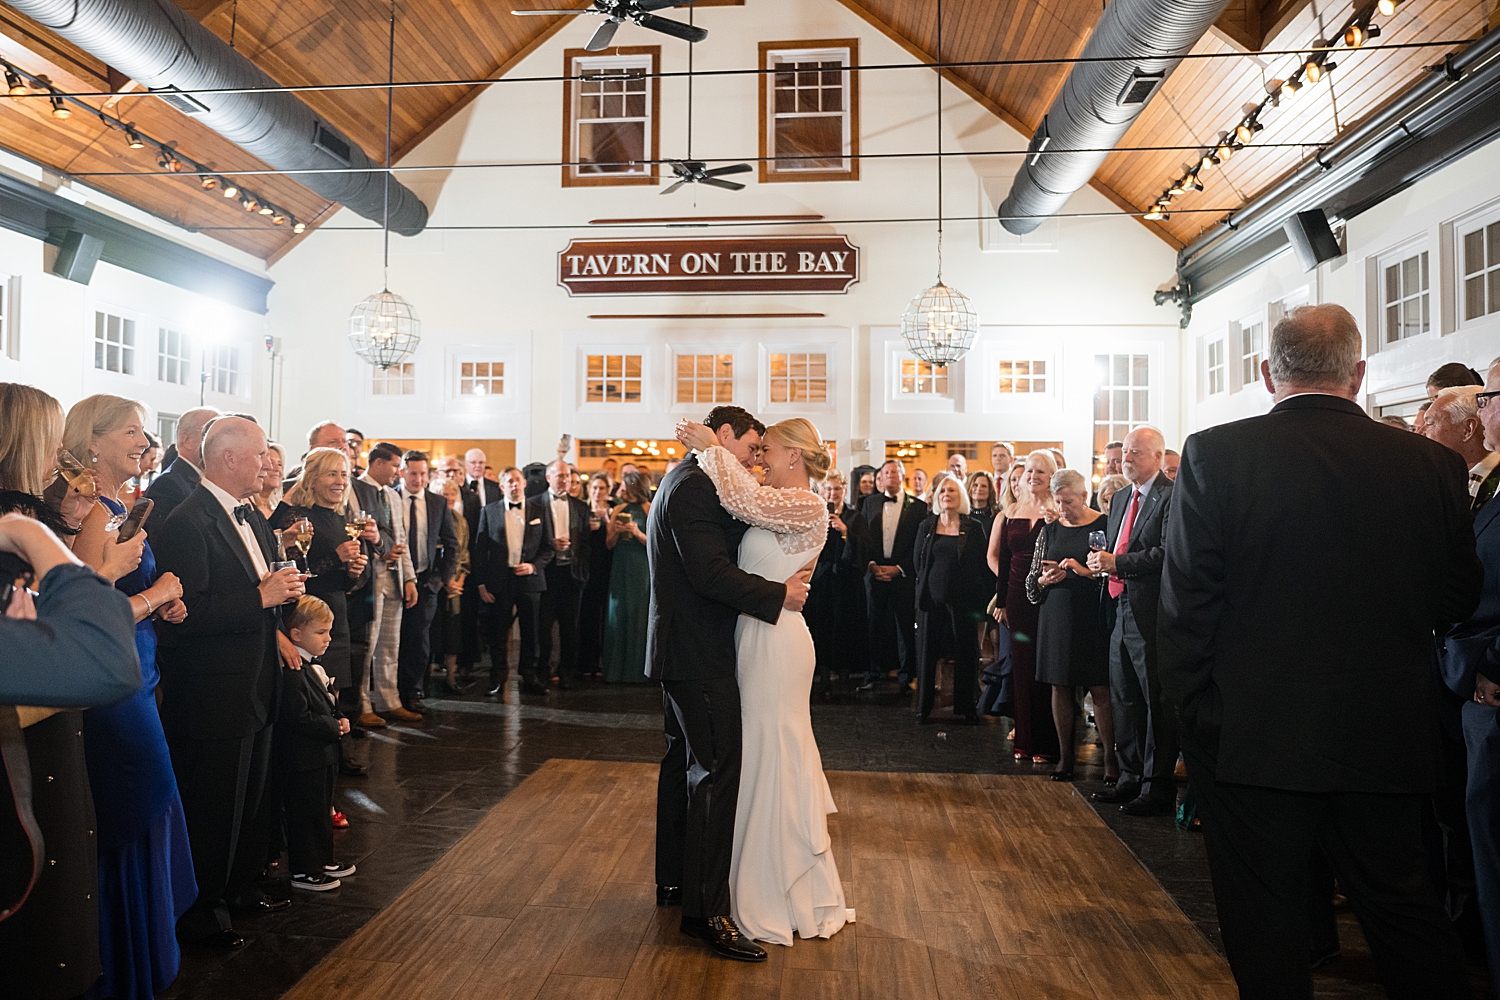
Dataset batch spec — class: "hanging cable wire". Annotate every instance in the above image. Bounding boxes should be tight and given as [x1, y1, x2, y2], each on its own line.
[383, 0, 395, 288]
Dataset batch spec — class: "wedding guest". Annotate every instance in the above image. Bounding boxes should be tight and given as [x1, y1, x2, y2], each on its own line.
[947, 453, 968, 479]
[144, 407, 220, 530]
[153, 417, 305, 949]
[62, 394, 198, 1000]
[354, 444, 415, 726]
[851, 464, 876, 502]
[989, 451, 1060, 762]
[344, 428, 365, 477]
[465, 449, 501, 507]
[276, 596, 354, 892]
[476, 466, 552, 695]
[914, 476, 989, 723]
[1000, 463, 1026, 511]
[1415, 401, 1433, 436]
[538, 460, 591, 689]
[430, 476, 470, 694]
[251, 443, 286, 521]
[346, 444, 395, 730]
[603, 470, 651, 684]
[0, 386, 141, 1000]
[990, 441, 1015, 481]
[859, 459, 927, 692]
[1162, 306, 1479, 999]
[1428, 361, 1485, 398]
[1423, 386, 1499, 511]
[965, 471, 999, 533]
[395, 451, 458, 712]
[1096, 474, 1129, 516]
[133, 432, 161, 498]
[1089, 426, 1176, 815]
[806, 469, 867, 696]
[1090, 441, 1123, 509]
[1162, 449, 1181, 481]
[912, 468, 929, 497]
[576, 474, 615, 680]
[1026, 469, 1115, 782]
[1380, 414, 1411, 431]
[461, 448, 498, 673]
[1047, 448, 1067, 470]
[271, 448, 372, 708]
[923, 470, 954, 506]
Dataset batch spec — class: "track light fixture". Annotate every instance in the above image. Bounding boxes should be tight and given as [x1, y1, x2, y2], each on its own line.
[222, 182, 239, 198]
[5, 69, 26, 100]
[1378, 0, 1396, 15]
[200, 175, 217, 190]
[49, 94, 69, 120]
[1283, 77, 1302, 96]
[241, 195, 258, 212]
[125, 128, 145, 149]
[1187, 175, 1204, 193]
[258, 204, 274, 215]
[292, 221, 307, 234]
[271, 213, 286, 225]
[1143, 207, 1167, 221]
[1344, 23, 1378, 47]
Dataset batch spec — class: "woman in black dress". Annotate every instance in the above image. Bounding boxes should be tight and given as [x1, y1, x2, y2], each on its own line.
[805, 469, 868, 697]
[575, 474, 615, 679]
[965, 471, 999, 534]
[1026, 468, 1116, 781]
[271, 447, 371, 692]
[913, 476, 991, 724]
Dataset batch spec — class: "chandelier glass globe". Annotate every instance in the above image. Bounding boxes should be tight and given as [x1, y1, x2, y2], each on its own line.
[900, 280, 978, 365]
[347, 290, 421, 370]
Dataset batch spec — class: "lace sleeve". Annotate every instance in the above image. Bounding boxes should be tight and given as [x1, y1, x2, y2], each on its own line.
[696, 446, 828, 537]
[1025, 525, 1048, 605]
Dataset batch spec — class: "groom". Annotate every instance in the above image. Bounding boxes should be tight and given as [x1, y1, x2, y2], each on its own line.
[647, 405, 812, 962]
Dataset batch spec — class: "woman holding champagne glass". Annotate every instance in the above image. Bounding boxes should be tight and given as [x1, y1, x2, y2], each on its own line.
[271, 447, 371, 694]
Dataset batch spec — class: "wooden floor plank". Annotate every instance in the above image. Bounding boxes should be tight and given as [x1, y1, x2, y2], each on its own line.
[995, 954, 1102, 1000]
[921, 909, 1018, 1000]
[528, 837, 630, 908]
[367, 913, 513, 1000]
[552, 880, 658, 979]
[452, 841, 569, 919]
[781, 968, 859, 1000]
[615, 943, 712, 1000]
[906, 837, 982, 913]
[342, 869, 486, 962]
[851, 856, 925, 941]
[783, 918, 859, 972]
[536, 974, 626, 1000]
[701, 936, 785, 1000]
[280, 956, 403, 1000]
[973, 871, 1074, 957]
[857, 934, 941, 1000]
[457, 904, 584, 1000]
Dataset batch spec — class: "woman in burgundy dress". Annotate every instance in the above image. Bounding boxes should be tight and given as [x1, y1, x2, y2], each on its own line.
[989, 451, 1061, 762]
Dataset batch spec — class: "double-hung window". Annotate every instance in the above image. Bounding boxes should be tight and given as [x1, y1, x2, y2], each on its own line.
[158, 328, 190, 385]
[563, 49, 659, 186]
[94, 310, 136, 375]
[1381, 248, 1430, 342]
[759, 41, 858, 183]
[1460, 213, 1500, 325]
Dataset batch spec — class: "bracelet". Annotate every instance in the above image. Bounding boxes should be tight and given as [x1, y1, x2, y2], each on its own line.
[141, 593, 155, 616]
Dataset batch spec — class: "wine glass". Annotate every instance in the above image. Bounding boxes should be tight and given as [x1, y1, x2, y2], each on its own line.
[1089, 529, 1109, 581]
[55, 448, 100, 501]
[289, 519, 316, 579]
[344, 507, 368, 542]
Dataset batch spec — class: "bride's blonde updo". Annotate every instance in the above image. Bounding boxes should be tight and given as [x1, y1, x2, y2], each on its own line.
[764, 418, 832, 483]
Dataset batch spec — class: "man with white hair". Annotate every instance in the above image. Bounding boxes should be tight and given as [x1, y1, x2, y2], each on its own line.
[1423, 385, 1499, 512]
[144, 406, 221, 530]
[1161, 304, 1480, 999]
[153, 417, 306, 948]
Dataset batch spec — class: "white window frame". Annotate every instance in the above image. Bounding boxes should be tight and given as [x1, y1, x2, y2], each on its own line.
[457, 359, 505, 398]
[579, 347, 650, 410]
[761, 42, 856, 181]
[157, 327, 191, 386]
[1376, 243, 1432, 344]
[758, 343, 836, 415]
[1456, 204, 1500, 330]
[765, 350, 828, 406]
[370, 361, 416, 397]
[209, 343, 242, 397]
[93, 307, 139, 377]
[565, 51, 656, 186]
[1206, 337, 1226, 396]
[1233, 312, 1264, 393]
[994, 356, 1050, 396]
[1096, 353, 1151, 454]
[673, 352, 735, 407]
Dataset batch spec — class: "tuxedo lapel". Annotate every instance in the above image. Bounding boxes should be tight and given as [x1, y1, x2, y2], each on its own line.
[210, 500, 260, 586]
[1475, 493, 1500, 540]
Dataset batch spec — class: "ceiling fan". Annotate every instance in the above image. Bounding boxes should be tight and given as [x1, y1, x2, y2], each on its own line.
[661, 160, 751, 194]
[511, 0, 707, 52]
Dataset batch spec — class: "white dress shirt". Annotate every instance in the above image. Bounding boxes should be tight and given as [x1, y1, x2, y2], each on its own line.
[203, 477, 270, 579]
[880, 493, 902, 560]
[549, 491, 571, 563]
[505, 500, 525, 568]
[1470, 451, 1500, 498]
[404, 489, 428, 574]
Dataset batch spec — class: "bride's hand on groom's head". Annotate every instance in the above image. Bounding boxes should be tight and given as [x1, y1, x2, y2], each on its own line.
[675, 420, 715, 452]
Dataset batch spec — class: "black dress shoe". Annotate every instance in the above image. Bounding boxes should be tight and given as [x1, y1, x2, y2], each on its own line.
[1091, 785, 1141, 804]
[1120, 796, 1175, 817]
[405, 699, 428, 714]
[1050, 768, 1075, 782]
[487, 683, 505, 697]
[656, 885, 682, 907]
[339, 759, 368, 777]
[521, 678, 549, 696]
[680, 915, 767, 962]
[229, 895, 292, 914]
[915, 714, 929, 725]
[854, 681, 875, 693]
[203, 929, 246, 950]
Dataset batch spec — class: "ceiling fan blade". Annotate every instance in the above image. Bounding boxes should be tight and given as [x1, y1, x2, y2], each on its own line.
[585, 18, 622, 50]
[634, 12, 708, 43]
[703, 162, 752, 177]
[511, 9, 594, 15]
[699, 177, 745, 191]
[660, 179, 688, 195]
[634, 0, 686, 10]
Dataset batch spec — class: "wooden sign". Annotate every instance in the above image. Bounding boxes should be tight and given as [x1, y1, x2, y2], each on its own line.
[558, 236, 859, 296]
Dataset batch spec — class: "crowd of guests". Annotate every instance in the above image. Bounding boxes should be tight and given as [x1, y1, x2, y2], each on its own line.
[2, 302, 1499, 999]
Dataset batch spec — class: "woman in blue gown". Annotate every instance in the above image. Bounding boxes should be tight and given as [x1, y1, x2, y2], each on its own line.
[64, 394, 197, 999]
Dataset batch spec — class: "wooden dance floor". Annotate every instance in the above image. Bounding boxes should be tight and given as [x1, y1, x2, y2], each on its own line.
[282, 759, 1235, 1000]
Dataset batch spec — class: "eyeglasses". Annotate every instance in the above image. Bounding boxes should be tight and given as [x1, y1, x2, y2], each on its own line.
[1479, 390, 1500, 409]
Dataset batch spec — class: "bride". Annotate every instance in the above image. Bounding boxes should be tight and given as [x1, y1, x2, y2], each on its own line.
[676, 416, 850, 947]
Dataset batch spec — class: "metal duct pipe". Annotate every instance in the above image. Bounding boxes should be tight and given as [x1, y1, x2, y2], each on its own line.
[998, 0, 1236, 234]
[8, 0, 428, 236]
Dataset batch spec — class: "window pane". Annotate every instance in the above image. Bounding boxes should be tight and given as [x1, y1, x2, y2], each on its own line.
[774, 116, 843, 170]
[1032, 378, 1045, 393]
[1465, 276, 1485, 321]
[1385, 263, 1401, 302]
[1490, 270, 1500, 318]
[1113, 356, 1128, 386]
[1133, 390, 1149, 421]
[1420, 251, 1429, 291]
[1490, 222, 1500, 269]
[1113, 390, 1129, 418]
[807, 379, 826, 401]
[771, 381, 788, 403]
[1464, 230, 1485, 275]
[1132, 355, 1150, 386]
[1386, 303, 1401, 341]
[1401, 257, 1419, 298]
[625, 355, 641, 377]
[578, 121, 645, 174]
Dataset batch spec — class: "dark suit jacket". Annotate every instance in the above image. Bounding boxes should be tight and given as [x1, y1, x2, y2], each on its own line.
[913, 514, 991, 614]
[0, 564, 140, 707]
[859, 492, 928, 579]
[644, 455, 785, 682]
[473, 494, 554, 595]
[1160, 393, 1483, 795]
[142, 458, 200, 532]
[467, 477, 502, 510]
[398, 490, 459, 592]
[152, 484, 281, 742]
[275, 660, 343, 772]
[1443, 492, 1500, 697]
[541, 492, 593, 584]
[812, 503, 867, 589]
[1101, 472, 1173, 639]
[347, 478, 393, 630]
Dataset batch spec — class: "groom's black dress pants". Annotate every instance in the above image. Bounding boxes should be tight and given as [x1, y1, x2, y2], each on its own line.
[657, 677, 742, 920]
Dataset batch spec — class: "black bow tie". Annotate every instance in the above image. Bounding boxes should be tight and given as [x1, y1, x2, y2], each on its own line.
[508, 502, 523, 510]
[233, 504, 253, 524]
[881, 494, 900, 503]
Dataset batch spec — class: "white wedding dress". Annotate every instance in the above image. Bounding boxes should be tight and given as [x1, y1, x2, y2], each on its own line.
[697, 447, 851, 947]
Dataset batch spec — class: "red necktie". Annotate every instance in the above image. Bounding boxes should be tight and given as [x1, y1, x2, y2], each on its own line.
[1108, 488, 1140, 599]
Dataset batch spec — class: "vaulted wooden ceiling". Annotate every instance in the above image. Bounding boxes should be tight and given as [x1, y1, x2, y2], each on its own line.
[0, 0, 1489, 263]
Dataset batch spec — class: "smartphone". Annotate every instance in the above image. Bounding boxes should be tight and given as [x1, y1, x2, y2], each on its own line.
[0, 551, 32, 609]
[115, 497, 154, 542]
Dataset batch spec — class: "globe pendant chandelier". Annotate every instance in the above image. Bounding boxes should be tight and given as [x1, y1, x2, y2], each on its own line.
[349, 1, 420, 371]
[900, 0, 978, 366]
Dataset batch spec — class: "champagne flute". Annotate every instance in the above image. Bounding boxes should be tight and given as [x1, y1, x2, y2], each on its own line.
[344, 507, 368, 541]
[55, 448, 100, 501]
[290, 519, 316, 579]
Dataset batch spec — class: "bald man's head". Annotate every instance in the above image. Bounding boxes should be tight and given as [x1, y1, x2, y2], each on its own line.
[1121, 427, 1165, 486]
[202, 417, 268, 499]
[175, 407, 221, 466]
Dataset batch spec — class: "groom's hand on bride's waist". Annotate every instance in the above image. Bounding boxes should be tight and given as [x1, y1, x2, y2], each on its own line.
[782, 567, 812, 611]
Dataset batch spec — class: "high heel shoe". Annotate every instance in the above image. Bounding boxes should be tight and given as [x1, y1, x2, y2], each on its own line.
[1049, 766, 1075, 782]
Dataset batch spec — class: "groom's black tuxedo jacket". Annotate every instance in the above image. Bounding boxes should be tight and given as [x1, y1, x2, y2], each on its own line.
[645, 454, 786, 682]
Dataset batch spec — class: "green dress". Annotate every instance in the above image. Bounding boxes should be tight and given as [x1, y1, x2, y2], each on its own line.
[603, 501, 650, 683]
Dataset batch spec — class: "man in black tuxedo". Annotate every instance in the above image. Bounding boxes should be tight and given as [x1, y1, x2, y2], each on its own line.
[1160, 305, 1481, 1000]
[152, 417, 306, 948]
[395, 451, 458, 714]
[474, 466, 553, 695]
[462, 448, 501, 670]
[858, 459, 927, 691]
[647, 406, 809, 963]
[143, 406, 219, 531]
[537, 459, 591, 689]
[1087, 426, 1175, 816]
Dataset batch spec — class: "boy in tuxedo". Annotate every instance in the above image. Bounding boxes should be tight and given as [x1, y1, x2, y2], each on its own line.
[277, 597, 356, 891]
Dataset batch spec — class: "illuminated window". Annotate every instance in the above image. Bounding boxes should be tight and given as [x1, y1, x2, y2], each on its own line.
[1239, 320, 1262, 385]
[459, 360, 504, 396]
[158, 328, 190, 385]
[586, 354, 642, 403]
[760, 41, 858, 182]
[564, 50, 658, 186]
[1383, 249, 1430, 341]
[900, 357, 948, 395]
[769, 352, 827, 403]
[210, 345, 240, 396]
[996, 358, 1046, 394]
[372, 362, 415, 396]
[94, 310, 135, 375]
[675, 354, 733, 404]
[1094, 354, 1148, 458]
